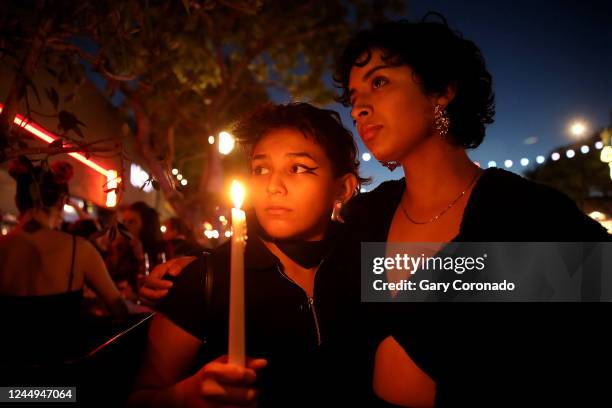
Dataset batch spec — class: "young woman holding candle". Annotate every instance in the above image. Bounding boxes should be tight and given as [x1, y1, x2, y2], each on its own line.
[137, 16, 610, 407]
[128, 102, 374, 408]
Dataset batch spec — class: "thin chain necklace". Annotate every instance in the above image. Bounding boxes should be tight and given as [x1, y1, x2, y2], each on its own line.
[400, 171, 481, 225]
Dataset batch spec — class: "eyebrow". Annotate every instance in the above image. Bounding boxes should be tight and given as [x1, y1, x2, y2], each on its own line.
[251, 152, 317, 161]
[349, 64, 391, 102]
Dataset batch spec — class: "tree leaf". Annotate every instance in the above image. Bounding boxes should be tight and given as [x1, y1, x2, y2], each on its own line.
[58, 110, 87, 138]
[45, 87, 60, 110]
[25, 77, 41, 105]
[72, 125, 85, 138]
[140, 178, 150, 191]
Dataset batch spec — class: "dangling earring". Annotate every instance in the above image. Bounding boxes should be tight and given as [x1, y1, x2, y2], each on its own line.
[380, 161, 399, 171]
[331, 200, 345, 223]
[434, 104, 450, 139]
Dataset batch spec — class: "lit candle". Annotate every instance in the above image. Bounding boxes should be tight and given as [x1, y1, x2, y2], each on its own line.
[229, 180, 247, 365]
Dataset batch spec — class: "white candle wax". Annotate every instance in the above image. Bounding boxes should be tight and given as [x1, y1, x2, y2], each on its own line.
[228, 182, 247, 366]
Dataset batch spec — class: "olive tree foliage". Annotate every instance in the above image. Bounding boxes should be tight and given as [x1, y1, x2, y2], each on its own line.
[0, 0, 405, 218]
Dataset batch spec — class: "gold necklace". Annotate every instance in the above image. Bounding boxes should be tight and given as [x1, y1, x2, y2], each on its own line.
[400, 171, 481, 225]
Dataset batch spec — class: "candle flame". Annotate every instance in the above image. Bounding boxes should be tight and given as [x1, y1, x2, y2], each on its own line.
[231, 180, 246, 209]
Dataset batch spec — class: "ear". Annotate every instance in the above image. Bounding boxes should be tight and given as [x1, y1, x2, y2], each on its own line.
[435, 82, 457, 108]
[336, 173, 359, 204]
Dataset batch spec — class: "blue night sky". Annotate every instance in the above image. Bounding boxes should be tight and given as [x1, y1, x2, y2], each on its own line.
[272, 0, 612, 189]
[89, 1, 611, 190]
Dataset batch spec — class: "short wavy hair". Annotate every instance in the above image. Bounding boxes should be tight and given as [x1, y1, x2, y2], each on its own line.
[334, 16, 495, 148]
[233, 102, 370, 187]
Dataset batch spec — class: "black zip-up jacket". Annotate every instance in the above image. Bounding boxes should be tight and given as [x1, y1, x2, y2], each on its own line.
[157, 216, 379, 407]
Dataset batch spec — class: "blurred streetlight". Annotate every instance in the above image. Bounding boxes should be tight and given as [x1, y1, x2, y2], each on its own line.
[487, 161, 497, 168]
[219, 131, 235, 155]
[569, 121, 587, 139]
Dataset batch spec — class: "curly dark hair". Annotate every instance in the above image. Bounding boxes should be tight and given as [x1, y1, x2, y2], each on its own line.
[334, 15, 495, 149]
[232, 102, 370, 187]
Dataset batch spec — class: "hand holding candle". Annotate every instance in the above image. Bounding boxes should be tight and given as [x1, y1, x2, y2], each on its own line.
[229, 180, 247, 366]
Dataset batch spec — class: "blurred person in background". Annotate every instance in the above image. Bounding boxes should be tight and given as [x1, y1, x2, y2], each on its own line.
[162, 217, 203, 258]
[107, 201, 164, 298]
[123, 201, 165, 269]
[0, 157, 127, 363]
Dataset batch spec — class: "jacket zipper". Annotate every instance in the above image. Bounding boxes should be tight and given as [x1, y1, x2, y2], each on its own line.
[307, 296, 322, 346]
[276, 261, 323, 346]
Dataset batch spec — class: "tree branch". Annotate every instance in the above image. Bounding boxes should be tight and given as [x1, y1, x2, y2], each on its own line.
[4, 145, 119, 160]
[47, 42, 138, 82]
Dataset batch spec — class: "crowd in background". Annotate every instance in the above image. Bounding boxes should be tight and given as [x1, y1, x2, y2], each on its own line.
[67, 201, 205, 303]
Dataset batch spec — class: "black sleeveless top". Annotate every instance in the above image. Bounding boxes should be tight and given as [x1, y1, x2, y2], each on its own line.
[341, 168, 611, 407]
[0, 235, 84, 364]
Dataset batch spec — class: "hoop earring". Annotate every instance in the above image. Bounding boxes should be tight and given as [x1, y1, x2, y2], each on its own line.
[331, 200, 345, 223]
[380, 161, 399, 171]
[434, 104, 450, 139]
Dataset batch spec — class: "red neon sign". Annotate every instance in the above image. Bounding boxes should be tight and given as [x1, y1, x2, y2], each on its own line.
[0, 103, 120, 207]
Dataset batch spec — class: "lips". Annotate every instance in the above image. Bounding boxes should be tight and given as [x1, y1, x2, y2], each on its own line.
[265, 206, 292, 216]
[359, 124, 383, 142]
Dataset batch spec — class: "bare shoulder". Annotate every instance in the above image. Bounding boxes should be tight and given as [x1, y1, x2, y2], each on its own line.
[0, 230, 37, 256]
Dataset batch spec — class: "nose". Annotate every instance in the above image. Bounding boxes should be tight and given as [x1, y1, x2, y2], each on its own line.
[266, 172, 287, 196]
[351, 102, 372, 124]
